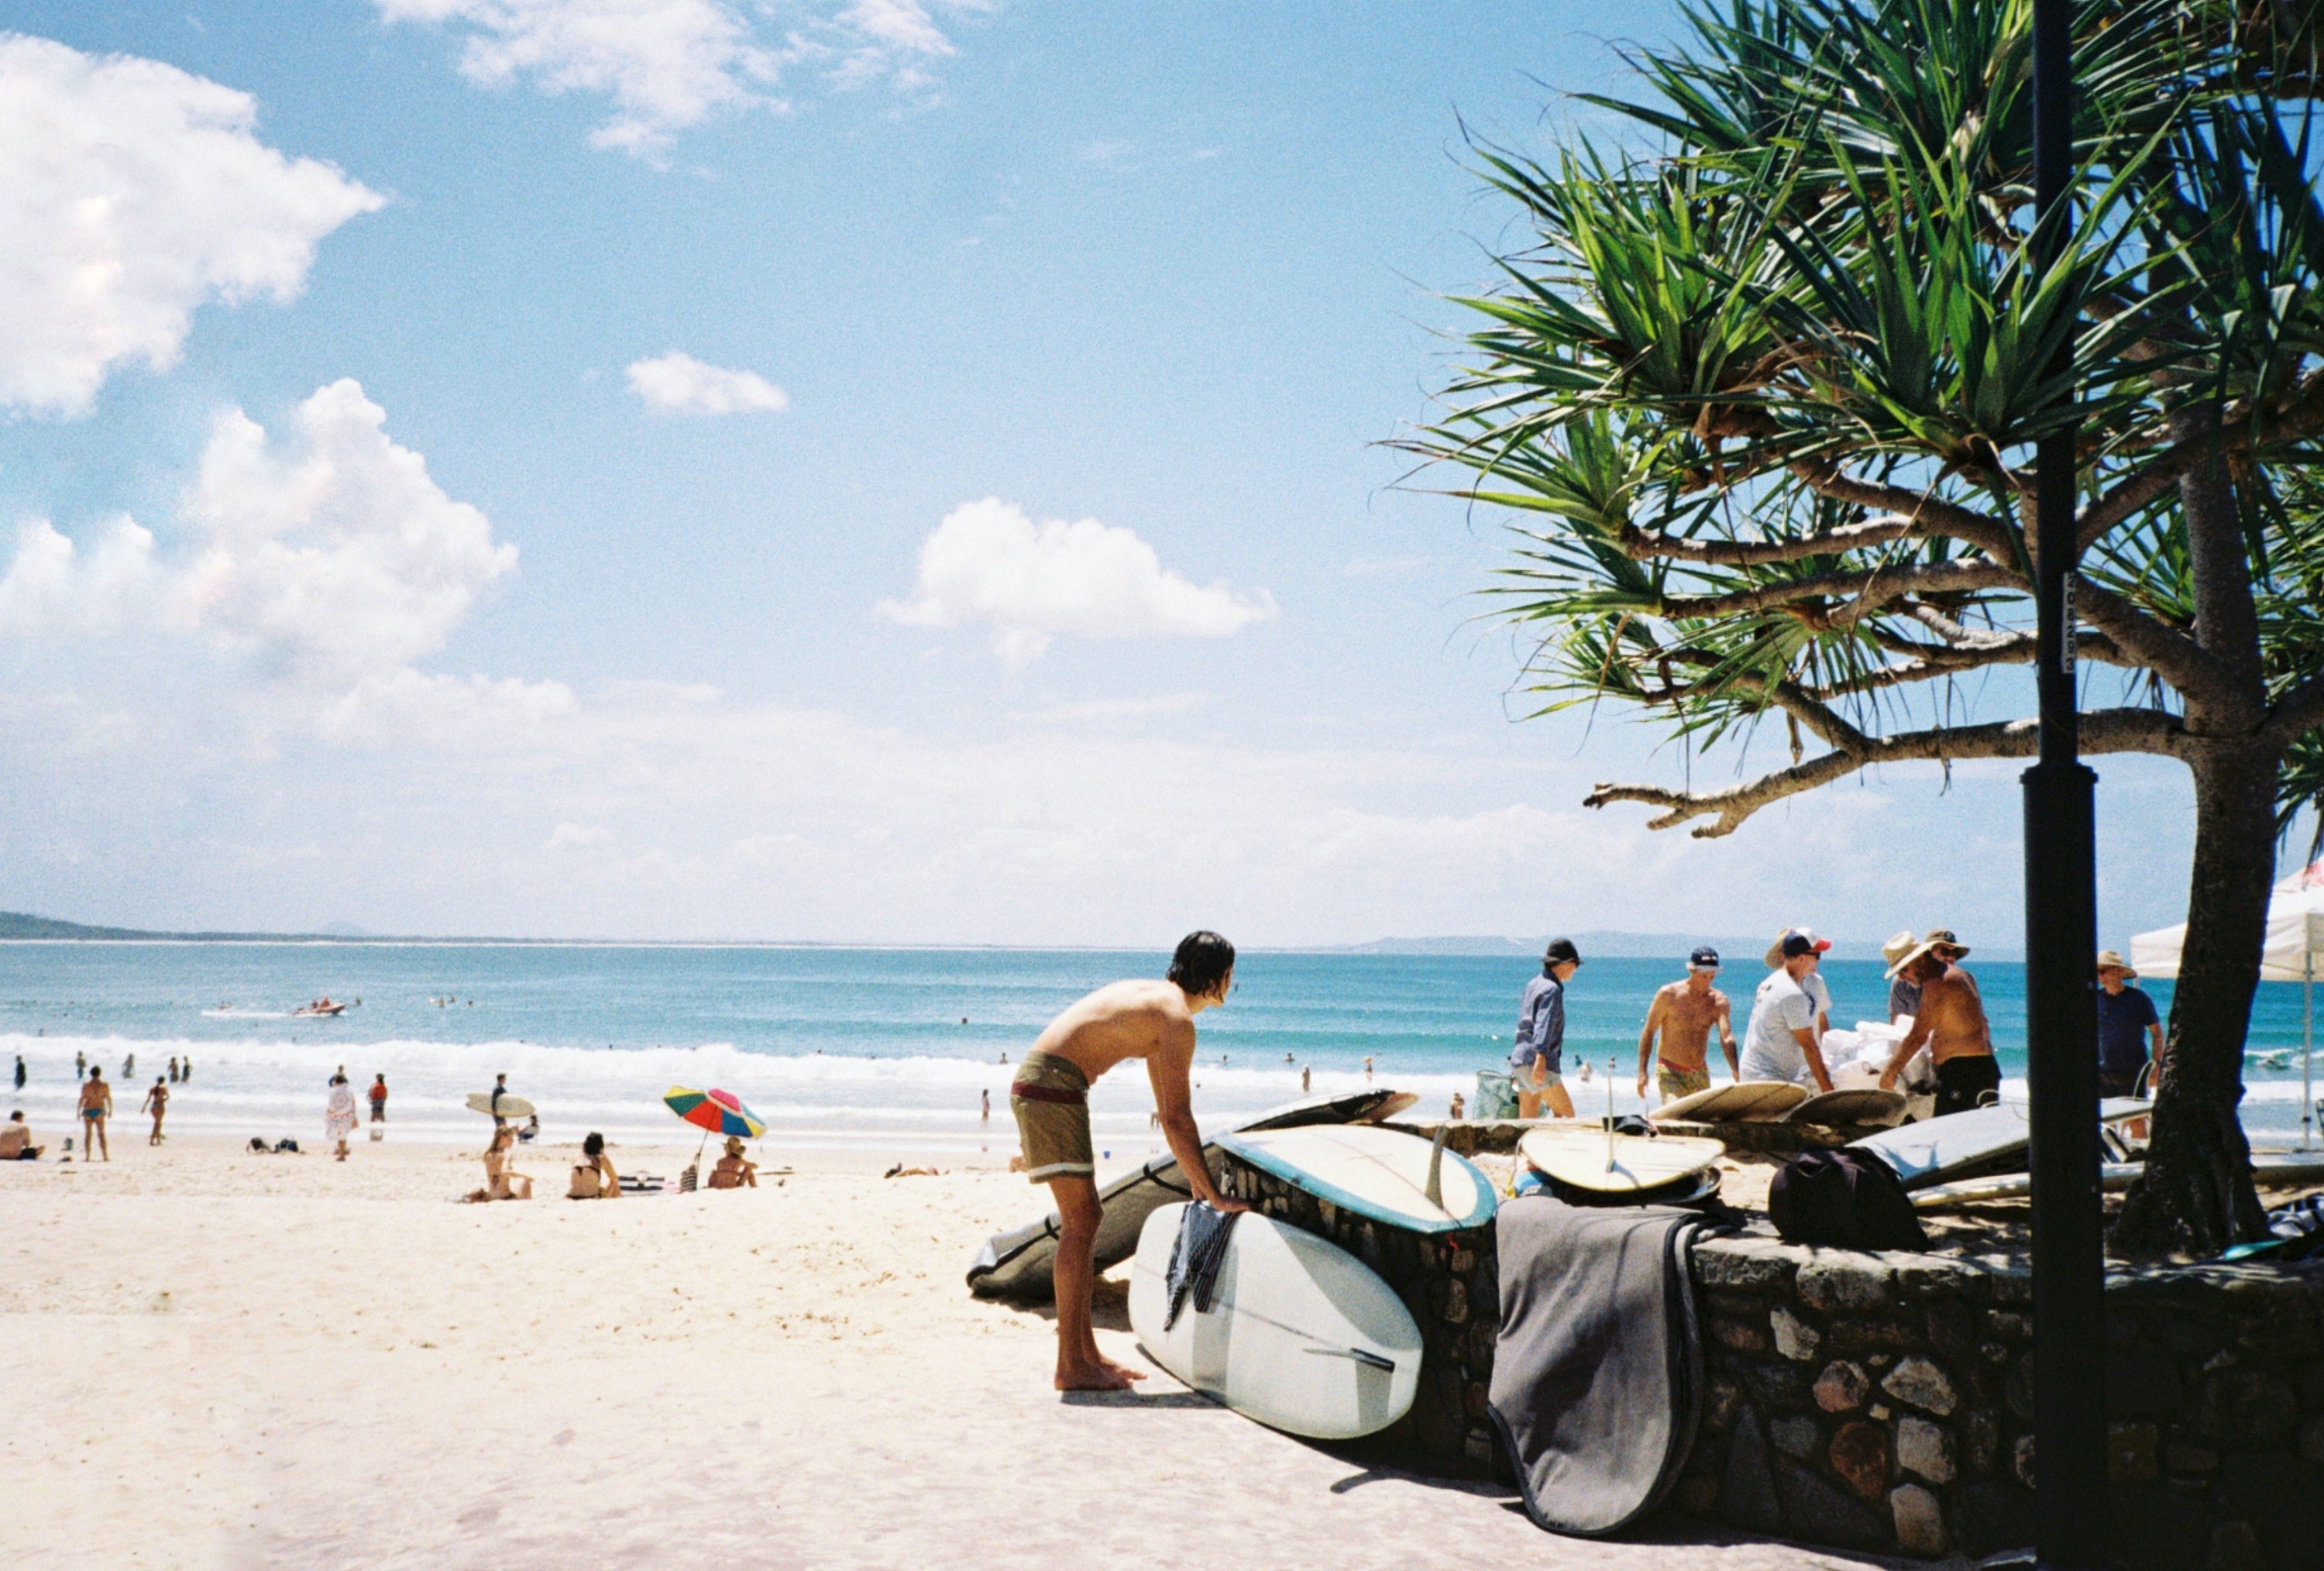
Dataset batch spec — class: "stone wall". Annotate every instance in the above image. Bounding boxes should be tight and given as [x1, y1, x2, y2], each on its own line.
[1215, 1152, 2324, 1566]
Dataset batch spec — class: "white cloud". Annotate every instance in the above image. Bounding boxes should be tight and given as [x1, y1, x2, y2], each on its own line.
[375, 0, 986, 154]
[624, 350, 789, 414]
[0, 517, 158, 637]
[878, 497, 1275, 665]
[0, 34, 383, 417]
[543, 820, 609, 850]
[316, 669, 580, 746]
[178, 380, 520, 682]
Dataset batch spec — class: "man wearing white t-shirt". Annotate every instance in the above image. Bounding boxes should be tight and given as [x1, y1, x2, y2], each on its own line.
[1738, 929, 1837, 1092]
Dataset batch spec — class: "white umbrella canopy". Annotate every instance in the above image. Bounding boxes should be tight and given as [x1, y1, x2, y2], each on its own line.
[2129, 862, 2324, 1149]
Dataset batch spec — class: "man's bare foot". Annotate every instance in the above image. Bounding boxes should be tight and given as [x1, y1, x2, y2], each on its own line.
[1055, 1362, 1132, 1391]
[1095, 1354, 1148, 1381]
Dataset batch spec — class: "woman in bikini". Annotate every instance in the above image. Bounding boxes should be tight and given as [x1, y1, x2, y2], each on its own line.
[568, 1131, 620, 1199]
[706, 1137, 758, 1189]
[463, 1122, 533, 1201]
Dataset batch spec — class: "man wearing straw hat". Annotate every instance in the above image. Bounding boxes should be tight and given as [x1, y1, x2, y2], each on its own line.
[1882, 930, 1923, 1023]
[1880, 929, 2000, 1116]
[2095, 951, 2164, 1099]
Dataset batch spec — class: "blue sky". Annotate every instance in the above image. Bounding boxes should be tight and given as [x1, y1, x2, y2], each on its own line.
[0, 1, 2240, 948]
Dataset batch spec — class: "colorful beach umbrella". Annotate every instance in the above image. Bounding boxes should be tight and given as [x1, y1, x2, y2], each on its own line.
[663, 1085, 765, 1140]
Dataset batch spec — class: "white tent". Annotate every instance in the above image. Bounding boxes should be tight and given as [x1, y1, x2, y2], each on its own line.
[2131, 863, 2324, 1148]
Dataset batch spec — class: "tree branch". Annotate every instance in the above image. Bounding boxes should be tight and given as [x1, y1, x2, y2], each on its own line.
[1656, 561, 2019, 623]
[2264, 672, 2324, 751]
[1620, 514, 1922, 565]
[1787, 462, 2019, 562]
[1584, 708, 2191, 837]
[2074, 576, 2245, 712]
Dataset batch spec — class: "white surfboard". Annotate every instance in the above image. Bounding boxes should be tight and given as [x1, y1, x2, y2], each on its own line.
[465, 1091, 535, 1119]
[1518, 1125, 1727, 1194]
[1127, 1203, 1422, 1440]
[1216, 1124, 1497, 1233]
[1788, 1088, 1908, 1128]
[1650, 1081, 1808, 1123]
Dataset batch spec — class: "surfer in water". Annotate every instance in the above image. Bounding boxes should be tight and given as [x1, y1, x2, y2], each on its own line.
[1010, 930, 1250, 1392]
[1635, 947, 1738, 1105]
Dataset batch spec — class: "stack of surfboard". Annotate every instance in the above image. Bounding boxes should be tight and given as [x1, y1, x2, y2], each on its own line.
[1124, 1122, 1496, 1439]
[1518, 1125, 1728, 1207]
[964, 1088, 1418, 1300]
[1647, 1081, 1909, 1130]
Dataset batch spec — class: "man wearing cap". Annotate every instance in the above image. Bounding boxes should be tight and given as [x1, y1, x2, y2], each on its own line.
[1511, 940, 1581, 1119]
[1635, 947, 1738, 1105]
[1880, 930, 1999, 1115]
[2096, 951, 2164, 1099]
[1739, 930, 1837, 1091]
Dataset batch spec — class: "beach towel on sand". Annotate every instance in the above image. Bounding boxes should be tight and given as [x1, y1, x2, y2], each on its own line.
[1488, 1198, 1707, 1538]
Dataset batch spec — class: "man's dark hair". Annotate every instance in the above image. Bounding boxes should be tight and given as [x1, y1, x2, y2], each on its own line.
[1167, 930, 1236, 999]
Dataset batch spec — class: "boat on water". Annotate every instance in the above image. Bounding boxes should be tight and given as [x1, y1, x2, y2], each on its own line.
[291, 997, 349, 1017]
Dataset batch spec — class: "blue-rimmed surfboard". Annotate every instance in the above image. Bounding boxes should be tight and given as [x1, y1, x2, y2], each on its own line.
[1216, 1123, 1497, 1233]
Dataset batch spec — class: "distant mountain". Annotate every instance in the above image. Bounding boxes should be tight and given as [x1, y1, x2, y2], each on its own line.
[0, 911, 410, 943]
[0, 912, 164, 940]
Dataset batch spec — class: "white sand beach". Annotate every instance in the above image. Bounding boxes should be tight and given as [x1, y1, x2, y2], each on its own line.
[0, 1133, 1907, 1570]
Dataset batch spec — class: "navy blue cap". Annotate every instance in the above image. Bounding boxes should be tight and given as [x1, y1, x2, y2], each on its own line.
[1689, 946, 1721, 969]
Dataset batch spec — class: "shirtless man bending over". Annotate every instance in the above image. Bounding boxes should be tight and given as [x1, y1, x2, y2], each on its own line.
[1879, 929, 1999, 1116]
[1635, 947, 1738, 1104]
[1010, 930, 1250, 1391]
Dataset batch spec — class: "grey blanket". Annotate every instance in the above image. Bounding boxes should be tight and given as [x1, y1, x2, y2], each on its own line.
[1487, 1196, 1706, 1537]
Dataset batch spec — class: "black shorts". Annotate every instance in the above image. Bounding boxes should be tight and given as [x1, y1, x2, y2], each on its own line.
[2096, 1071, 2143, 1100]
[1934, 1056, 2003, 1118]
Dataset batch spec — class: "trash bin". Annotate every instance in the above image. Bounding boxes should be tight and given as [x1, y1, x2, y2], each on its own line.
[1474, 1069, 1518, 1120]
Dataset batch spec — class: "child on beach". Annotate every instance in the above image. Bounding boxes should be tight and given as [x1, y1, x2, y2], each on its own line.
[1009, 930, 1249, 1392]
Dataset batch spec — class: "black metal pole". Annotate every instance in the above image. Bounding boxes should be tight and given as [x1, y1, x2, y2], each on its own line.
[2024, 0, 2107, 1566]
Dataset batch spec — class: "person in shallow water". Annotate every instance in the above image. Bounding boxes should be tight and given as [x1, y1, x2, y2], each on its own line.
[1010, 930, 1250, 1392]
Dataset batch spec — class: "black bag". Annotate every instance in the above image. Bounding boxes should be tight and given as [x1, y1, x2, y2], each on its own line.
[1768, 1149, 1928, 1251]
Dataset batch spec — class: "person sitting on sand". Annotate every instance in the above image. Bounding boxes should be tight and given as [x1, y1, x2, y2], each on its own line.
[77, 1066, 113, 1161]
[569, 1132, 621, 1199]
[1880, 930, 1999, 1116]
[0, 1110, 42, 1160]
[142, 1076, 170, 1144]
[1635, 947, 1738, 1105]
[707, 1137, 758, 1189]
[882, 1161, 940, 1178]
[464, 1123, 533, 1201]
[1009, 930, 1250, 1392]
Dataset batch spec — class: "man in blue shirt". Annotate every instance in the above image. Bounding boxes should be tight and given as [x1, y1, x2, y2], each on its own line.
[2095, 949, 2164, 1098]
[1512, 939, 1582, 1118]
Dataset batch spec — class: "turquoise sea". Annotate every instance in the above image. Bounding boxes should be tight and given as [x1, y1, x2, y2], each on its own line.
[2, 944, 2315, 1156]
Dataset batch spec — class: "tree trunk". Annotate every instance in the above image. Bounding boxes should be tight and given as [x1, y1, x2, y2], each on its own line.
[2110, 740, 2278, 1256]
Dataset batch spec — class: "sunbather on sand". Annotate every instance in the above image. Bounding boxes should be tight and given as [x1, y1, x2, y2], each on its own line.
[569, 1132, 620, 1198]
[707, 1138, 758, 1189]
[0, 1110, 41, 1160]
[464, 1123, 533, 1201]
[1011, 930, 1250, 1392]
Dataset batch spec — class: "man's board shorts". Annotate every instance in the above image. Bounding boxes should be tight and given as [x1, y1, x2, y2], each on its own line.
[1009, 1050, 1093, 1183]
[1934, 1055, 2003, 1119]
[2096, 1070, 2144, 1101]
[370, 1103, 386, 1121]
[1656, 1062, 1713, 1102]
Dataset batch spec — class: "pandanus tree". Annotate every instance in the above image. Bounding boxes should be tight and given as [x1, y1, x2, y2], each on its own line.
[1409, 0, 2324, 1253]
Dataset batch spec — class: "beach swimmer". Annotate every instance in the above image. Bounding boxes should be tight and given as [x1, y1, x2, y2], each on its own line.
[1011, 930, 1250, 1392]
[1635, 947, 1738, 1104]
[77, 1066, 113, 1161]
[1740, 930, 1836, 1093]
[1511, 939, 1582, 1119]
[569, 1132, 621, 1198]
[1880, 930, 1999, 1114]
[143, 1077, 169, 1144]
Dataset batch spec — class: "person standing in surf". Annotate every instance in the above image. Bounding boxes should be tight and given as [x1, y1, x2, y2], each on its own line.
[77, 1066, 113, 1160]
[1010, 930, 1250, 1392]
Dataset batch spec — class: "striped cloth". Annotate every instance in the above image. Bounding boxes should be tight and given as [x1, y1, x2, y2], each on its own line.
[1162, 1201, 1241, 1331]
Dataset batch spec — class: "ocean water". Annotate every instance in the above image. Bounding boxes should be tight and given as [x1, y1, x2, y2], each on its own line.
[3, 944, 2318, 1157]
